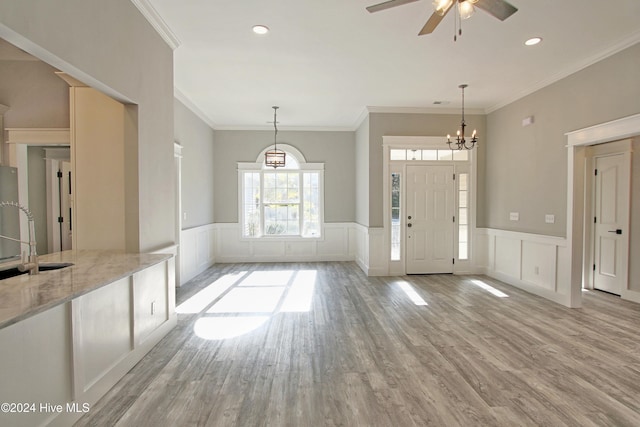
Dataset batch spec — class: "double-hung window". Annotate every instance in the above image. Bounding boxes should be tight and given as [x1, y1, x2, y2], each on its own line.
[239, 146, 323, 238]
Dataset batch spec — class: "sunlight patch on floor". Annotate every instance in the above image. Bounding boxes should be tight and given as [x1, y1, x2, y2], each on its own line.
[193, 316, 270, 340]
[238, 270, 294, 287]
[279, 270, 317, 312]
[208, 287, 286, 313]
[470, 279, 509, 298]
[176, 271, 247, 314]
[192, 269, 319, 340]
[397, 281, 428, 306]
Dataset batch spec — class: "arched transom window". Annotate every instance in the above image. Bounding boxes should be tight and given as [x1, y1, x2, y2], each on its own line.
[238, 145, 324, 238]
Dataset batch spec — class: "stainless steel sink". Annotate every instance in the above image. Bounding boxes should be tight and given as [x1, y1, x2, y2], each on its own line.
[0, 263, 74, 280]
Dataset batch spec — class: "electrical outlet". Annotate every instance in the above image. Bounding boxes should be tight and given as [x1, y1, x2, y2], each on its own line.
[509, 212, 519, 221]
[545, 214, 555, 224]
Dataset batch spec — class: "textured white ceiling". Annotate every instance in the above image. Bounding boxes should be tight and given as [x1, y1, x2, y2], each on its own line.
[148, 0, 640, 129]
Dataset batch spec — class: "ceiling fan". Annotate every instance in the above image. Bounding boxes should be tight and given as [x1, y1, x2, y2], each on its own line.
[366, 0, 518, 38]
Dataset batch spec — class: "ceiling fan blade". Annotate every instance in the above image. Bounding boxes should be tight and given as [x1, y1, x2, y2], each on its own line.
[366, 0, 420, 13]
[474, 0, 518, 21]
[418, 3, 453, 35]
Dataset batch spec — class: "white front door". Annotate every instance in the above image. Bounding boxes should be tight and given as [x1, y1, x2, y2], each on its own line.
[406, 165, 454, 274]
[593, 154, 629, 295]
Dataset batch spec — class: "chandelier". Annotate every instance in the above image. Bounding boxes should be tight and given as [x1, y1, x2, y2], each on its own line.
[447, 84, 477, 150]
[264, 106, 286, 168]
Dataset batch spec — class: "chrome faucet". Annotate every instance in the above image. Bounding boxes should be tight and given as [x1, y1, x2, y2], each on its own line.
[0, 201, 39, 275]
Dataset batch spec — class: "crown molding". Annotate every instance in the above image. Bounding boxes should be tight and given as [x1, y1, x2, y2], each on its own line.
[131, 0, 181, 50]
[486, 31, 640, 114]
[174, 88, 217, 129]
[214, 125, 355, 132]
[366, 106, 486, 115]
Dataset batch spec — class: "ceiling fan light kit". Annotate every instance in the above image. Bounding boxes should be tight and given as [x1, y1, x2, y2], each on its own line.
[368, 0, 517, 39]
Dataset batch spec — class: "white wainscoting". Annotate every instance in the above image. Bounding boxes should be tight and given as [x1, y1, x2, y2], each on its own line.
[213, 223, 356, 263]
[475, 228, 571, 306]
[353, 224, 386, 276]
[180, 224, 216, 286]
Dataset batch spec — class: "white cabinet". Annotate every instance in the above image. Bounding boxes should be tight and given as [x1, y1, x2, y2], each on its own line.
[133, 261, 169, 345]
[0, 257, 175, 426]
[0, 304, 73, 427]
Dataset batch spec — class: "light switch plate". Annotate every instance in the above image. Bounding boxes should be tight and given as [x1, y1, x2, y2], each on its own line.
[510, 212, 519, 221]
[545, 214, 555, 224]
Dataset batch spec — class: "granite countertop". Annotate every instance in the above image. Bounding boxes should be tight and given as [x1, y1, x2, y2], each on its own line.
[0, 250, 171, 329]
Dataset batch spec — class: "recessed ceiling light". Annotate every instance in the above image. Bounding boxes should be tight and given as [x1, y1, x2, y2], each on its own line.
[525, 37, 542, 46]
[252, 25, 270, 35]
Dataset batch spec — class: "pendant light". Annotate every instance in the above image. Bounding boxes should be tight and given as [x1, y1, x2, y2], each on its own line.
[264, 106, 286, 168]
[447, 84, 477, 150]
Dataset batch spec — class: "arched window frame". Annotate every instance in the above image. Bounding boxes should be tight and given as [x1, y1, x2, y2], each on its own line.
[238, 144, 324, 239]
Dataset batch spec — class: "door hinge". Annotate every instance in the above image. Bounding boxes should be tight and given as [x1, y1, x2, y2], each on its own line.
[595, 169, 598, 176]
[453, 216, 455, 223]
[593, 263, 596, 271]
[57, 170, 63, 178]
[57, 217, 64, 223]
[453, 173, 456, 180]
[453, 258, 455, 265]
[594, 216, 597, 224]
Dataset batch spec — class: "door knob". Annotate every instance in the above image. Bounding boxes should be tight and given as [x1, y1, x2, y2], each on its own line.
[608, 229, 623, 235]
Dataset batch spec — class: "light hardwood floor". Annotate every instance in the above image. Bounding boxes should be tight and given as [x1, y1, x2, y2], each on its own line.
[76, 262, 640, 426]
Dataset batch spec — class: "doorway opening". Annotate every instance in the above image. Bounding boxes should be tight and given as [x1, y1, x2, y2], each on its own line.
[566, 113, 640, 307]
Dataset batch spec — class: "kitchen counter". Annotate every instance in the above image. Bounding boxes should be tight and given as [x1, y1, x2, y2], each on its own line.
[0, 250, 171, 329]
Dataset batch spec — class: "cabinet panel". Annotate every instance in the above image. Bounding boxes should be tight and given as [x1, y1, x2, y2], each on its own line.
[0, 304, 72, 427]
[134, 261, 168, 344]
[78, 277, 132, 390]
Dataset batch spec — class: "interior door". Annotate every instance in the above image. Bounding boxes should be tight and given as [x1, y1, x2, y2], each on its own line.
[406, 165, 454, 274]
[593, 154, 629, 295]
[60, 161, 73, 251]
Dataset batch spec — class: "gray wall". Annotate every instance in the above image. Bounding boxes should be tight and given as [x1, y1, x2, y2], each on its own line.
[0, 53, 69, 255]
[213, 130, 355, 224]
[485, 43, 640, 236]
[355, 116, 369, 227]
[368, 112, 487, 228]
[0, 0, 175, 252]
[0, 59, 69, 127]
[174, 99, 215, 229]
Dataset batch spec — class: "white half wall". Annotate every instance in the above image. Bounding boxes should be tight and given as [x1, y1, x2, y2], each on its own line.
[180, 224, 216, 286]
[353, 224, 386, 276]
[476, 228, 571, 306]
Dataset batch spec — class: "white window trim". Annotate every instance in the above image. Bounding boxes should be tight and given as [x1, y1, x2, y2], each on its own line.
[238, 144, 325, 241]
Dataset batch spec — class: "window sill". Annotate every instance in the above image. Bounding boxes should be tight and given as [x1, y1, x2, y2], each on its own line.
[240, 235, 323, 242]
